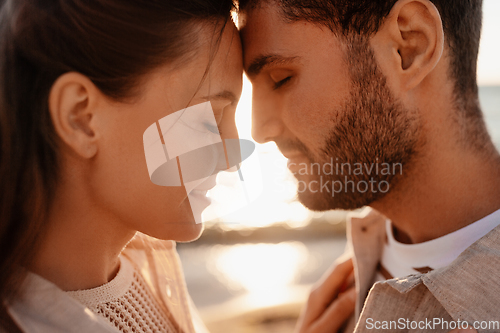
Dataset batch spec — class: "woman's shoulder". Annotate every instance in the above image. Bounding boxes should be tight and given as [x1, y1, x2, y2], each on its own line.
[6, 273, 119, 333]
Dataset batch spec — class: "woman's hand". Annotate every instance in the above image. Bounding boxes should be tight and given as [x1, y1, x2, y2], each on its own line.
[294, 258, 356, 333]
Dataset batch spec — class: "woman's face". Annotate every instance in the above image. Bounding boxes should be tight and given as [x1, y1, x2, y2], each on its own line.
[90, 22, 243, 241]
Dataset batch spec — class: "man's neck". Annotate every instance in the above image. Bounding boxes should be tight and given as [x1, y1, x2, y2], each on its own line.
[371, 142, 500, 244]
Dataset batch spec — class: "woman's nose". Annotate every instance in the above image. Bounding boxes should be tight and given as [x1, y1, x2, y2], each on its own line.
[221, 138, 255, 174]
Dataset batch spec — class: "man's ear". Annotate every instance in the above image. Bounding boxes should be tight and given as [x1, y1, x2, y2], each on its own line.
[49, 72, 100, 158]
[371, 0, 444, 91]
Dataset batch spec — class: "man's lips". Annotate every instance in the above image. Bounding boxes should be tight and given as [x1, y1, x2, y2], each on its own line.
[281, 152, 309, 172]
[281, 151, 305, 160]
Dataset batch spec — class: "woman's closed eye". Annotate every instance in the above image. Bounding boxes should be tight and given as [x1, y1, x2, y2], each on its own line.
[204, 122, 221, 135]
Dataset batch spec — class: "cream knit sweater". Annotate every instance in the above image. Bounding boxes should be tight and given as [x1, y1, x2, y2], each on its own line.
[67, 256, 178, 333]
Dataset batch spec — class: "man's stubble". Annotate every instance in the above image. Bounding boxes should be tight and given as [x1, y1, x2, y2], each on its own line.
[294, 34, 423, 211]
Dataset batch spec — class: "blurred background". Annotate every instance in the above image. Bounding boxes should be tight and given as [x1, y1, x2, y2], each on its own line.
[178, 2, 500, 332]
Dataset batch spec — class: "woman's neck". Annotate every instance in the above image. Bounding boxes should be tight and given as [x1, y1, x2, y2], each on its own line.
[30, 175, 136, 291]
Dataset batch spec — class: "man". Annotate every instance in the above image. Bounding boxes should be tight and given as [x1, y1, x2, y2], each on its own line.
[238, 0, 500, 332]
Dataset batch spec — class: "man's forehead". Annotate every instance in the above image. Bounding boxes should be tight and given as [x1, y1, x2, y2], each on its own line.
[239, 2, 282, 38]
[240, 3, 296, 69]
[238, 0, 280, 28]
[240, 4, 341, 74]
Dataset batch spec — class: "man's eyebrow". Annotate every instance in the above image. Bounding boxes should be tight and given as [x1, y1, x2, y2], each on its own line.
[246, 54, 300, 77]
[201, 90, 239, 106]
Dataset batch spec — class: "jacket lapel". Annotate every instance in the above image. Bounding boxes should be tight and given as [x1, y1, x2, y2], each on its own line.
[347, 208, 386, 319]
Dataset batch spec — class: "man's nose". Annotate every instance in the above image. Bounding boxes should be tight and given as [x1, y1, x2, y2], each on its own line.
[251, 93, 284, 144]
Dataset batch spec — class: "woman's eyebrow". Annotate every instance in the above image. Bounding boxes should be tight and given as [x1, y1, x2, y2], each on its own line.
[201, 90, 239, 106]
[246, 54, 300, 78]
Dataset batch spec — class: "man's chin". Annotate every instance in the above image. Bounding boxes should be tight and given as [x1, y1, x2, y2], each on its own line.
[297, 191, 355, 211]
[296, 184, 379, 211]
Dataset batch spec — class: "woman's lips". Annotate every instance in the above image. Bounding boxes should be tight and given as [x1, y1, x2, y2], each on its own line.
[185, 174, 218, 208]
[188, 189, 211, 205]
[186, 189, 212, 224]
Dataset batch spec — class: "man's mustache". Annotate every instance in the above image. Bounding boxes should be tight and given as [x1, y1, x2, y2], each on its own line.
[275, 138, 313, 160]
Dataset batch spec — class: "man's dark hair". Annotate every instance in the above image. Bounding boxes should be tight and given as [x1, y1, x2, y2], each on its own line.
[238, 0, 483, 119]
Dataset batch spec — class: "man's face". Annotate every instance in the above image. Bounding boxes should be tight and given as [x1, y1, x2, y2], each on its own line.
[241, 4, 422, 210]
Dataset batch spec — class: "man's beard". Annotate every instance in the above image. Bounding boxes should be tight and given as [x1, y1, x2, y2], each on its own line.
[291, 35, 422, 211]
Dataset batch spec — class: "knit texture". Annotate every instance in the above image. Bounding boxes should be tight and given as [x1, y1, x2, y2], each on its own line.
[67, 256, 177, 333]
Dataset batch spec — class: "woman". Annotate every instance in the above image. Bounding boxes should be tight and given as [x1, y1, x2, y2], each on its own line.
[0, 0, 241, 332]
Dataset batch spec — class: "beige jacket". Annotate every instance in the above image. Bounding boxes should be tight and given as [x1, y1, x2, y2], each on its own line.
[6, 234, 208, 333]
[344, 208, 500, 333]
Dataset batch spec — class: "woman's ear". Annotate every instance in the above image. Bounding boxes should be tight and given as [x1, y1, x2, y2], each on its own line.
[49, 72, 100, 158]
[371, 0, 444, 92]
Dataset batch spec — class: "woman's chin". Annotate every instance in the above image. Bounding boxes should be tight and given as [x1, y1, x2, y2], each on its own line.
[145, 215, 205, 243]
[171, 220, 205, 242]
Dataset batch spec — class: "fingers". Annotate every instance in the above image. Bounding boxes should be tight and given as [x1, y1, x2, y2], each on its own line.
[300, 258, 353, 326]
[309, 287, 356, 333]
[339, 270, 355, 293]
[294, 258, 355, 333]
[312, 258, 354, 310]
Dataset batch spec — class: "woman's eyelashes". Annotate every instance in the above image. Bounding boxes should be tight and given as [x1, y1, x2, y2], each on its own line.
[204, 122, 221, 135]
[204, 107, 225, 136]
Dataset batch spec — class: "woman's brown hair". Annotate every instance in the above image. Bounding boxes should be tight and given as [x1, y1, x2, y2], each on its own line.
[0, 0, 234, 331]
